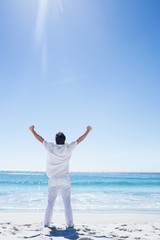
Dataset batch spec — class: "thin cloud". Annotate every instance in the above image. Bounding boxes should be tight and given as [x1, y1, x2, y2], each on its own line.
[53, 75, 86, 85]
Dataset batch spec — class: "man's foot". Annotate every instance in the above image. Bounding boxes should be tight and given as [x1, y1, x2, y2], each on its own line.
[66, 224, 74, 229]
[48, 226, 56, 230]
[44, 224, 56, 230]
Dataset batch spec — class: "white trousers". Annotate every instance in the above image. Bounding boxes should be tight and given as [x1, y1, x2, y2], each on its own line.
[44, 177, 73, 227]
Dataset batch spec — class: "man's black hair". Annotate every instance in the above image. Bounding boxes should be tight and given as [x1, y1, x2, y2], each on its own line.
[55, 132, 66, 144]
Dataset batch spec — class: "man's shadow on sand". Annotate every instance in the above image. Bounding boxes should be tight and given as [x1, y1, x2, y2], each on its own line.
[48, 227, 79, 239]
[23, 226, 110, 239]
[48, 227, 110, 239]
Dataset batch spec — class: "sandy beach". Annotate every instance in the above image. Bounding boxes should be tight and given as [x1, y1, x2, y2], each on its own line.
[0, 212, 160, 239]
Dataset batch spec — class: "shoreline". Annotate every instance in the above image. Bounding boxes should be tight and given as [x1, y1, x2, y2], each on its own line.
[0, 212, 160, 239]
[1, 212, 160, 224]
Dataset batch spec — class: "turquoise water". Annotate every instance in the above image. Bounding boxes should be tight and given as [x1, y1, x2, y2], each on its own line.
[0, 171, 160, 213]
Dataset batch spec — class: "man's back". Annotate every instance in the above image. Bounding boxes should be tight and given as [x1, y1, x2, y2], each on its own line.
[43, 141, 77, 178]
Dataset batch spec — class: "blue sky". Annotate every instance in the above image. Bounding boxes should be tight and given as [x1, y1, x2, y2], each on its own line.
[0, 0, 160, 172]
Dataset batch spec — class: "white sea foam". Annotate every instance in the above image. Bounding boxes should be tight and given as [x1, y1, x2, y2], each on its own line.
[0, 171, 160, 213]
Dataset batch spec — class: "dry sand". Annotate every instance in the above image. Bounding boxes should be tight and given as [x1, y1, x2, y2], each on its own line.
[0, 212, 160, 239]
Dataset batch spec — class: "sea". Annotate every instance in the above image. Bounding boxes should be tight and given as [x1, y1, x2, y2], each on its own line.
[0, 171, 160, 214]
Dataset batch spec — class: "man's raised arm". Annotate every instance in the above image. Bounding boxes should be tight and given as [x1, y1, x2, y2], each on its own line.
[29, 125, 44, 143]
[76, 126, 92, 144]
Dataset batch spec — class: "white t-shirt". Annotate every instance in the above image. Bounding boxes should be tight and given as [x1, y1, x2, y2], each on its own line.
[43, 140, 77, 178]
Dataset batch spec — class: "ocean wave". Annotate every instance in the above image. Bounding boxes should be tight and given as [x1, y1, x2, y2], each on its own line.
[0, 171, 160, 214]
[0, 171, 160, 187]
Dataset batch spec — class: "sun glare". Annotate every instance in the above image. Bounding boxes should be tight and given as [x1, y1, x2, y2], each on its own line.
[35, 0, 63, 77]
[35, 0, 63, 46]
[35, 0, 48, 47]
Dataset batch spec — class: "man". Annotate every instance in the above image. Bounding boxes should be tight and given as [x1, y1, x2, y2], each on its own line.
[29, 125, 92, 228]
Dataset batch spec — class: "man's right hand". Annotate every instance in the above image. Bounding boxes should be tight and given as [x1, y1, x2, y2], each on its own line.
[29, 125, 35, 131]
[87, 126, 92, 132]
[28, 125, 44, 143]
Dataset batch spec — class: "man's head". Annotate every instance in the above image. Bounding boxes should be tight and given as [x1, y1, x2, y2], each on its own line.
[55, 132, 66, 144]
